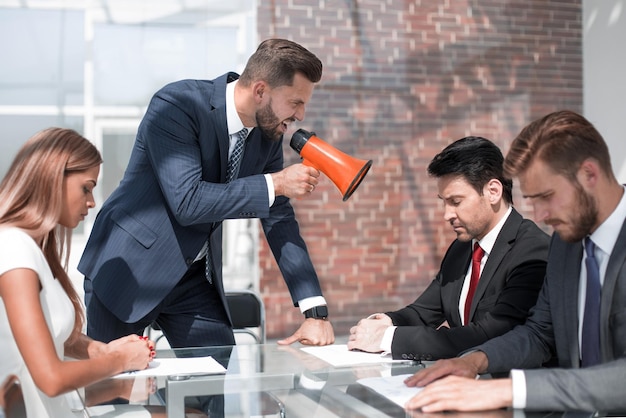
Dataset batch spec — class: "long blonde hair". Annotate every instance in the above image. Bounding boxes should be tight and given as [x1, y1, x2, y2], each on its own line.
[0, 127, 102, 338]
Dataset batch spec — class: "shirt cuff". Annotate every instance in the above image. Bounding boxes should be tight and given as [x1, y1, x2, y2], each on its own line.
[264, 174, 275, 207]
[380, 326, 396, 353]
[298, 296, 327, 312]
[510, 369, 527, 409]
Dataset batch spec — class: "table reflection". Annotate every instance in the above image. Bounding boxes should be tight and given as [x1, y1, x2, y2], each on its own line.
[80, 344, 614, 418]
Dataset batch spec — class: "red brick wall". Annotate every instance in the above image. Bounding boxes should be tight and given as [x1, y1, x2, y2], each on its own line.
[257, 0, 582, 338]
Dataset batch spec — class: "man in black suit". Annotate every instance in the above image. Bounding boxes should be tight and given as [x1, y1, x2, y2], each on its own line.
[348, 136, 549, 360]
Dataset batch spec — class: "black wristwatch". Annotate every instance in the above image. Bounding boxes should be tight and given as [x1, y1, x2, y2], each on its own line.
[304, 305, 328, 320]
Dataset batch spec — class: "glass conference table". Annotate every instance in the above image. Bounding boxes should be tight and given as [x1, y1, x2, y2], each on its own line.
[78, 343, 606, 418]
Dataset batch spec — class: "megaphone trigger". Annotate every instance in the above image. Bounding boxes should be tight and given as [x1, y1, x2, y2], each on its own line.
[290, 129, 372, 201]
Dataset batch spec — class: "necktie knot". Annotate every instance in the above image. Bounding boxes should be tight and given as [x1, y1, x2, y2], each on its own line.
[226, 128, 248, 183]
[236, 127, 248, 141]
[584, 237, 596, 259]
[472, 242, 485, 263]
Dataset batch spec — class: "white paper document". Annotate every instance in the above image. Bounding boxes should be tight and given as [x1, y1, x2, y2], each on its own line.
[357, 373, 423, 407]
[300, 344, 407, 367]
[113, 356, 226, 379]
[87, 404, 152, 417]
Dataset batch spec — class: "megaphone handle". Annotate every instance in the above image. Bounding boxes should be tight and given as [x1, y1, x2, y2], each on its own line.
[301, 159, 316, 168]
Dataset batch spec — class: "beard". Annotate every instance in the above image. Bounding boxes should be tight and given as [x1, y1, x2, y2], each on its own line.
[559, 184, 598, 242]
[452, 221, 488, 243]
[255, 99, 288, 142]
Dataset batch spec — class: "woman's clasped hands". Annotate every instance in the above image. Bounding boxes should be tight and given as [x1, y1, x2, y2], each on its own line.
[102, 335, 156, 373]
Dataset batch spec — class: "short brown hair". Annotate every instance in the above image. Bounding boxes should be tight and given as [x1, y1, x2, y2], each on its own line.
[504, 110, 614, 182]
[238, 38, 323, 88]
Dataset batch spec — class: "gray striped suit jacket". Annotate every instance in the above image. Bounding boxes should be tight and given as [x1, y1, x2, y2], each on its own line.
[78, 73, 322, 325]
[477, 217, 626, 412]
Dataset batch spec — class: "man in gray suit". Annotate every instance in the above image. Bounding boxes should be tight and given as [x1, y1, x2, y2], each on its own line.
[347, 136, 549, 361]
[79, 39, 334, 348]
[404, 110, 626, 413]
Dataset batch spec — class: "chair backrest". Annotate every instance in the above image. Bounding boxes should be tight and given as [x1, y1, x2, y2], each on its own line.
[145, 289, 267, 347]
[1, 375, 26, 418]
[225, 289, 266, 344]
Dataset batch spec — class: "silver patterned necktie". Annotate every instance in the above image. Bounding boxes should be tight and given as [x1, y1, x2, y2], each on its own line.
[205, 127, 249, 283]
[226, 128, 249, 183]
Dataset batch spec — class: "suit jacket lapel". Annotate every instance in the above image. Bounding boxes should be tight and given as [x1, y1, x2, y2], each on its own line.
[237, 127, 261, 179]
[600, 217, 626, 360]
[468, 209, 522, 319]
[207, 73, 237, 183]
[445, 242, 472, 326]
[562, 240, 583, 367]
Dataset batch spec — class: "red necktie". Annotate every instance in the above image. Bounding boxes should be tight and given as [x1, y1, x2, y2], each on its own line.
[464, 242, 485, 325]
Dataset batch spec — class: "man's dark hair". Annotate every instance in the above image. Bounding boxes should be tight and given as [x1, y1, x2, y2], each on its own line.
[428, 136, 514, 204]
[238, 38, 323, 88]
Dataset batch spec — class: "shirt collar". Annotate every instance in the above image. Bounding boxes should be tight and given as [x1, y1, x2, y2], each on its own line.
[589, 185, 626, 256]
[475, 206, 513, 256]
[226, 79, 245, 136]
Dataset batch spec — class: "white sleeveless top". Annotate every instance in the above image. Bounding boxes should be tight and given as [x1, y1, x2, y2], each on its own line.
[0, 227, 78, 418]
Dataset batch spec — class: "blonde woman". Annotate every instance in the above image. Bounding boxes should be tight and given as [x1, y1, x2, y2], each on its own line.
[0, 128, 154, 418]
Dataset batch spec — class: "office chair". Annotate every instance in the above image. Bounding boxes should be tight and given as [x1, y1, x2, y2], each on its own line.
[145, 289, 266, 347]
[225, 289, 266, 344]
[1, 375, 26, 418]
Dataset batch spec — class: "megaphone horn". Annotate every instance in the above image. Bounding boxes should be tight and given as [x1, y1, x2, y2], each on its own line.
[290, 129, 372, 201]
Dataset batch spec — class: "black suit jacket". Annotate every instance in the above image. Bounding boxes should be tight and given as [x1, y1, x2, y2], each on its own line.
[387, 209, 549, 360]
